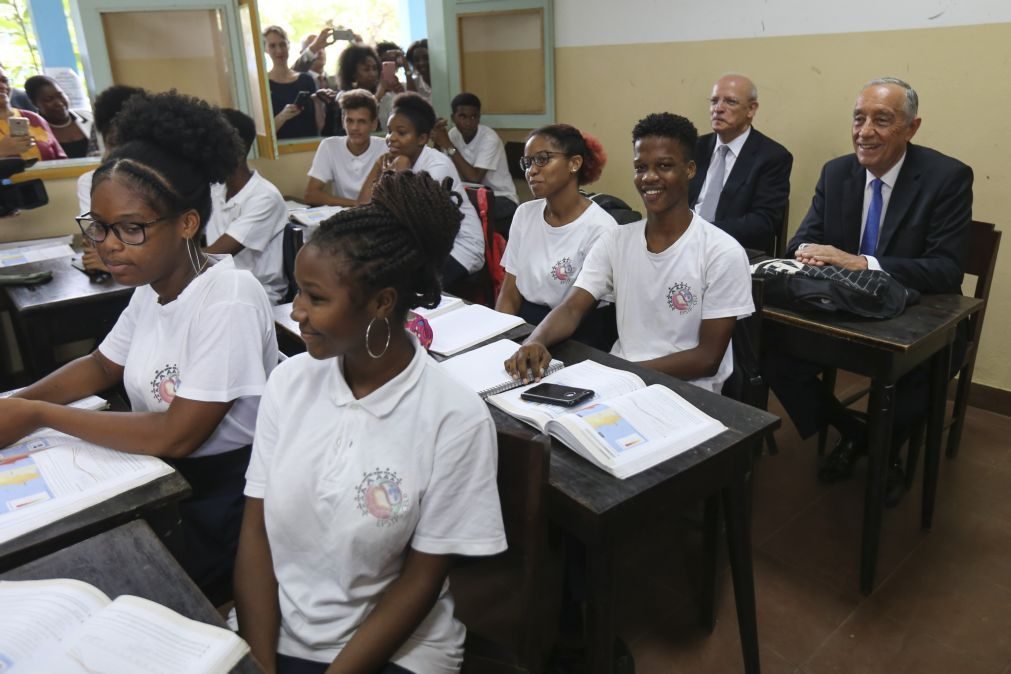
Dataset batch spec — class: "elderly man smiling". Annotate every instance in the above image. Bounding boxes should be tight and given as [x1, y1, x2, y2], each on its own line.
[767, 77, 973, 506]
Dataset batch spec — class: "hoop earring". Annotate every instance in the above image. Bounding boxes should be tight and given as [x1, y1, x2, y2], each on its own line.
[187, 238, 208, 277]
[365, 316, 391, 359]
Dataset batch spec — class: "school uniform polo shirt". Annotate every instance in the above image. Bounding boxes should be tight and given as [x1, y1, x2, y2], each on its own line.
[245, 342, 506, 672]
[307, 135, 387, 200]
[205, 172, 288, 304]
[99, 256, 277, 457]
[448, 124, 518, 203]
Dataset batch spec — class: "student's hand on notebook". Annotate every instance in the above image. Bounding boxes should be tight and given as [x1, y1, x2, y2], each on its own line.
[505, 343, 553, 384]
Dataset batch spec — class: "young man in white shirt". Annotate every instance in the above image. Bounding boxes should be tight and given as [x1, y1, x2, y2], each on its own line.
[506, 112, 754, 393]
[432, 92, 519, 235]
[205, 109, 288, 304]
[304, 89, 386, 207]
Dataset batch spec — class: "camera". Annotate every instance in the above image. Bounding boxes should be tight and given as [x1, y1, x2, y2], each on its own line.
[0, 157, 48, 217]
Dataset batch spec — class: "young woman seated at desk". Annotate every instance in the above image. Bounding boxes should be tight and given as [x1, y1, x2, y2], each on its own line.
[505, 112, 754, 394]
[234, 171, 505, 674]
[495, 123, 615, 350]
[0, 92, 278, 600]
[359, 92, 485, 287]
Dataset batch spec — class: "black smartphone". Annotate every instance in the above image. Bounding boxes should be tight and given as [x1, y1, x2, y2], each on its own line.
[293, 91, 311, 108]
[520, 383, 595, 407]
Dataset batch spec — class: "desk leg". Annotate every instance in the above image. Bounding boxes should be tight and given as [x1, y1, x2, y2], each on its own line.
[922, 346, 951, 530]
[585, 540, 616, 674]
[700, 494, 721, 632]
[723, 474, 760, 674]
[861, 380, 895, 595]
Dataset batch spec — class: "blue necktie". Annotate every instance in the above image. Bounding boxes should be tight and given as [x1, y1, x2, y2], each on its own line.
[860, 178, 883, 256]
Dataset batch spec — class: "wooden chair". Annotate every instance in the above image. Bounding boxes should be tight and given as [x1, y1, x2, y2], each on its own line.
[454, 428, 557, 674]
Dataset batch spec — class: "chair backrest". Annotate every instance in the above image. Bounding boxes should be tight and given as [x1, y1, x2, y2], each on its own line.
[963, 219, 1002, 347]
[773, 200, 790, 258]
[281, 223, 305, 304]
[504, 141, 526, 181]
[721, 278, 766, 406]
[449, 185, 501, 307]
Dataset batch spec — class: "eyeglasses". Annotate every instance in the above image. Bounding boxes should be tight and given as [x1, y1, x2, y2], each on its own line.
[75, 212, 180, 246]
[518, 151, 568, 172]
[708, 96, 753, 108]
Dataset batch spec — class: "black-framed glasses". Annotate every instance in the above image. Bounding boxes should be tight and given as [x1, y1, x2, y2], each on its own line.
[518, 151, 568, 172]
[75, 212, 179, 246]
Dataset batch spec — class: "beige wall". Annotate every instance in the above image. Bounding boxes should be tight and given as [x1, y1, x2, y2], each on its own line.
[555, 22, 1011, 392]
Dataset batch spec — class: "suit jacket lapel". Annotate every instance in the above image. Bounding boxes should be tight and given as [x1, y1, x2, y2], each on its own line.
[877, 147, 921, 254]
[842, 160, 864, 253]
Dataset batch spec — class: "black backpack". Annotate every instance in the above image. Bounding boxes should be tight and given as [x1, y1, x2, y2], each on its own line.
[751, 259, 919, 319]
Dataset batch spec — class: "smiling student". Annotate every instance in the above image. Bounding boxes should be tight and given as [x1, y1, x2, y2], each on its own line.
[234, 170, 505, 674]
[359, 92, 485, 286]
[0, 92, 278, 600]
[505, 112, 753, 393]
[495, 123, 616, 348]
[304, 89, 386, 207]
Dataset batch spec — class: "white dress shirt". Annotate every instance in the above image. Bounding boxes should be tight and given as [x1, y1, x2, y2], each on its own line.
[694, 126, 751, 214]
[860, 153, 906, 272]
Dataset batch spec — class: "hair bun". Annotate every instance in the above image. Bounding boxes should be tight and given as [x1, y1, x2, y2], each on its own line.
[112, 90, 241, 185]
[370, 171, 462, 263]
[580, 131, 607, 185]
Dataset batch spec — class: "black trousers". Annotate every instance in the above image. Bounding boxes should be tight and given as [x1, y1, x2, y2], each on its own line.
[166, 445, 251, 603]
[518, 299, 618, 353]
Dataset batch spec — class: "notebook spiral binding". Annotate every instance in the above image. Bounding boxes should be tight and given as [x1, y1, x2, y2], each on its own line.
[478, 361, 565, 399]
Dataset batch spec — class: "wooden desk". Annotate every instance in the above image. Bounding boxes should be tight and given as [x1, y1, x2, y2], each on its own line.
[761, 293, 983, 594]
[491, 340, 780, 674]
[1, 520, 262, 673]
[0, 469, 190, 573]
[2, 256, 132, 378]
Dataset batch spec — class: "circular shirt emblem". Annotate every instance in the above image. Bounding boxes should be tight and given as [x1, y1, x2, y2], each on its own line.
[355, 468, 410, 526]
[551, 257, 576, 283]
[149, 364, 181, 404]
[666, 282, 698, 314]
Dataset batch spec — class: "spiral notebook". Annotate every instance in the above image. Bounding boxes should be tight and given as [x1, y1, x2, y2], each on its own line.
[438, 339, 563, 398]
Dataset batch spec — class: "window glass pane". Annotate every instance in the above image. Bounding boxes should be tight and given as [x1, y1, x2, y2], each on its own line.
[459, 9, 544, 115]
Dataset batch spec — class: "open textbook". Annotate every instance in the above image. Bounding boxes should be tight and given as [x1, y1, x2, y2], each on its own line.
[0, 579, 249, 673]
[488, 360, 727, 479]
[439, 339, 563, 398]
[0, 394, 173, 544]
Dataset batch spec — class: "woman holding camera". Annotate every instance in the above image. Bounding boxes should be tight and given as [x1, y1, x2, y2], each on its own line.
[264, 25, 319, 139]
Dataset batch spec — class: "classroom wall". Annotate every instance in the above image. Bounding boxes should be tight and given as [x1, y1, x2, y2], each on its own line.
[551, 0, 1011, 394]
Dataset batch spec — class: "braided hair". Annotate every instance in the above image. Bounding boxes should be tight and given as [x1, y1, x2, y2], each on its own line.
[308, 171, 463, 316]
[91, 91, 242, 230]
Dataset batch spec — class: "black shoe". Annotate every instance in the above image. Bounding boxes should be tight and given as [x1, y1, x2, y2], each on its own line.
[818, 436, 866, 483]
[884, 461, 906, 508]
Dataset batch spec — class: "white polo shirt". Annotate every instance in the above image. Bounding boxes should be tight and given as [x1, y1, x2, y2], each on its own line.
[245, 342, 506, 671]
[99, 256, 278, 457]
[307, 135, 387, 201]
[574, 213, 754, 393]
[412, 145, 485, 273]
[501, 198, 614, 308]
[205, 172, 288, 304]
[448, 124, 518, 204]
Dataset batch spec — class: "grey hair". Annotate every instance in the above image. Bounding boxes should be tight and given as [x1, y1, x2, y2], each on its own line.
[719, 72, 758, 101]
[864, 77, 918, 120]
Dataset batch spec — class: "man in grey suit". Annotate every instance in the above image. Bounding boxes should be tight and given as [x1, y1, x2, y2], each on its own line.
[689, 74, 793, 253]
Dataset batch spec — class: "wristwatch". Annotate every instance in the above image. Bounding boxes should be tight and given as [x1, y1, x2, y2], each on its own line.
[445, 146, 457, 156]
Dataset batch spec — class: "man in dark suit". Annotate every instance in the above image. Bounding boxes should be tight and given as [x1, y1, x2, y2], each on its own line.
[689, 74, 793, 253]
[767, 77, 973, 504]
